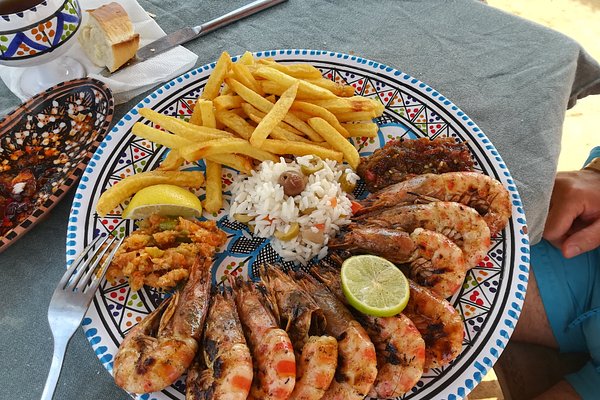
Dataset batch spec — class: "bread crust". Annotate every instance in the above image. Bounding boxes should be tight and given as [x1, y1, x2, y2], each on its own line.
[108, 32, 140, 72]
[80, 2, 139, 72]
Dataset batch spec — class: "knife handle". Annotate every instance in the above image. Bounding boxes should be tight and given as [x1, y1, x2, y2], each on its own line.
[197, 0, 288, 36]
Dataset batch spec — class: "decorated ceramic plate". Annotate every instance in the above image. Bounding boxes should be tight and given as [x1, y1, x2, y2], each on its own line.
[67, 50, 529, 400]
[0, 77, 113, 253]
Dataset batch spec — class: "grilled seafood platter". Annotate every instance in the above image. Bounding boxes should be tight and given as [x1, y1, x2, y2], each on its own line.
[73, 51, 528, 400]
[105, 135, 512, 399]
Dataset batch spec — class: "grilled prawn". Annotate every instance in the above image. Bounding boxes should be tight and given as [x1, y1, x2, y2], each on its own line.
[403, 280, 464, 369]
[113, 256, 211, 394]
[292, 335, 338, 400]
[185, 288, 253, 400]
[355, 201, 491, 268]
[330, 226, 467, 298]
[261, 265, 338, 400]
[296, 271, 378, 400]
[232, 278, 296, 400]
[313, 262, 426, 398]
[356, 172, 511, 236]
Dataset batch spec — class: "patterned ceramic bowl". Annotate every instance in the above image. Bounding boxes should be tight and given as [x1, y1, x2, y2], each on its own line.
[0, 0, 82, 67]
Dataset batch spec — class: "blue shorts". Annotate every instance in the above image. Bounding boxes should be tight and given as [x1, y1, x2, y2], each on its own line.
[531, 239, 600, 399]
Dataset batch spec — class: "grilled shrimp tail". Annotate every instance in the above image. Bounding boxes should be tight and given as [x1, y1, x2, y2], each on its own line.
[233, 278, 296, 399]
[403, 280, 464, 369]
[113, 256, 211, 394]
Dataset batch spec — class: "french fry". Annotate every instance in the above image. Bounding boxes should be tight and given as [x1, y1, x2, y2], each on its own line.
[132, 123, 193, 149]
[226, 77, 273, 112]
[192, 99, 222, 212]
[96, 170, 205, 217]
[181, 138, 278, 163]
[227, 78, 322, 142]
[308, 96, 384, 115]
[231, 61, 263, 95]
[239, 51, 255, 65]
[158, 149, 185, 171]
[308, 117, 360, 169]
[260, 139, 343, 163]
[139, 108, 231, 140]
[250, 82, 299, 147]
[203, 160, 222, 213]
[290, 101, 349, 138]
[284, 111, 323, 142]
[196, 99, 216, 129]
[342, 122, 379, 138]
[257, 59, 323, 79]
[335, 110, 379, 122]
[215, 109, 255, 140]
[278, 111, 321, 141]
[305, 78, 355, 97]
[289, 109, 312, 121]
[260, 80, 345, 101]
[206, 154, 252, 174]
[229, 107, 248, 118]
[241, 103, 283, 132]
[213, 95, 244, 111]
[313, 141, 334, 150]
[202, 51, 231, 100]
[220, 83, 233, 95]
[253, 67, 336, 100]
[259, 80, 287, 96]
[275, 120, 303, 136]
[243, 106, 311, 143]
[269, 127, 313, 143]
[172, 125, 233, 142]
[189, 99, 203, 125]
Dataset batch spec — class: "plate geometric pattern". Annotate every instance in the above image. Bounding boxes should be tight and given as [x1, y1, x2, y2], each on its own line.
[67, 50, 530, 400]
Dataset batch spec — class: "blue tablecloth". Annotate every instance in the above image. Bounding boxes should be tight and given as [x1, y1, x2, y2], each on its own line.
[1, 1, 599, 399]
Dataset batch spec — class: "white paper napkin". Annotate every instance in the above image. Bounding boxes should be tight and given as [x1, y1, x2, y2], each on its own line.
[0, 0, 198, 104]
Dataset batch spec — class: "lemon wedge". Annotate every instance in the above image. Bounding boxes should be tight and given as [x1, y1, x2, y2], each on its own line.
[121, 184, 202, 219]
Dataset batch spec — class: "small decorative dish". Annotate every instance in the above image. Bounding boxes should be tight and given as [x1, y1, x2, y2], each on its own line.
[0, 77, 114, 253]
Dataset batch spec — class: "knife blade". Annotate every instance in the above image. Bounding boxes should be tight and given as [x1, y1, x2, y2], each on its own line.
[101, 0, 288, 76]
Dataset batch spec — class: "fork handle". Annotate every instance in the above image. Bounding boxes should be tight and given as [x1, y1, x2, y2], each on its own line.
[40, 336, 69, 400]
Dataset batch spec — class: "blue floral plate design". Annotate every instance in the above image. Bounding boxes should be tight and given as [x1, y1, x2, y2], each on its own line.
[66, 50, 530, 400]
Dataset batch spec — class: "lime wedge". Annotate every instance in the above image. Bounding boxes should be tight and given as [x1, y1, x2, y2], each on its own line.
[122, 184, 202, 219]
[341, 255, 410, 317]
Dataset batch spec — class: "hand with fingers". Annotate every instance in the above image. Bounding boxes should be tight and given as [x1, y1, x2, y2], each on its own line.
[543, 155, 600, 259]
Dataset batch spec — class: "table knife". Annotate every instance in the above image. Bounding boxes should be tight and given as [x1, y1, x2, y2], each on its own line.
[101, 0, 288, 76]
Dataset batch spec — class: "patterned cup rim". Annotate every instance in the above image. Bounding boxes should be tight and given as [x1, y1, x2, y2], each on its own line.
[0, 0, 80, 61]
[0, 0, 53, 18]
[0, 0, 72, 31]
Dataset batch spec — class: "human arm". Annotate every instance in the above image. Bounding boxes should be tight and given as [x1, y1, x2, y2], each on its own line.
[543, 147, 600, 258]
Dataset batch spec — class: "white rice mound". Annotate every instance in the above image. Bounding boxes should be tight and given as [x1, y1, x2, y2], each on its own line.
[228, 155, 359, 264]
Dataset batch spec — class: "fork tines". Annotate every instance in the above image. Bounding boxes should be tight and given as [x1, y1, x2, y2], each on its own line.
[59, 235, 122, 294]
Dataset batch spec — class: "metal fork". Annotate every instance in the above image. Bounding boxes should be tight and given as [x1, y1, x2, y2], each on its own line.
[41, 234, 124, 400]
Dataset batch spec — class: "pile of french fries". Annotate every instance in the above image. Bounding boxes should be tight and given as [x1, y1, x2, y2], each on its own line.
[96, 51, 384, 217]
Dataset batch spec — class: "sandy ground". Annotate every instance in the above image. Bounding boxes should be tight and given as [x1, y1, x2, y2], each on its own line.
[468, 1, 600, 399]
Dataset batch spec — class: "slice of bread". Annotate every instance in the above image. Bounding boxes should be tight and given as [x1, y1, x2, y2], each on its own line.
[78, 2, 140, 72]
